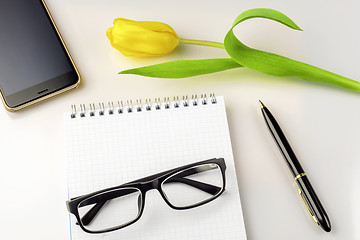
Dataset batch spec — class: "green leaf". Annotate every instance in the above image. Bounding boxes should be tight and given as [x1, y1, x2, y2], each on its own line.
[224, 8, 360, 92]
[119, 58, 242, 78]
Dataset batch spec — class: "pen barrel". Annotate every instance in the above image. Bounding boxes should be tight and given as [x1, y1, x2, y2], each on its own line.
[261, 107, 305, 177]
[296, 176, 331, 232]
[260, 103, 331, 232]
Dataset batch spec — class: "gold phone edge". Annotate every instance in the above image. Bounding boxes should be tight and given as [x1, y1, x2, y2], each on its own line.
[1, 0, 81, 112]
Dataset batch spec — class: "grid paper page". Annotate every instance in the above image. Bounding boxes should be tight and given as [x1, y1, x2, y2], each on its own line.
[64, 96, 247, 240]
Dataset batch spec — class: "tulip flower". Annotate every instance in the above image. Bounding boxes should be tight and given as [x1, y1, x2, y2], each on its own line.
[108, 9, 360, 93]
[106, 18, 225, 57]
[106, 18, 180, 57]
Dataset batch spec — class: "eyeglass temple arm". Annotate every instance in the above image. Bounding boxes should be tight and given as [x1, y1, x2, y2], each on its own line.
[166, 165, 221, 195]
[165, 177, 221, 195]
[79, 201, 106, 226]
[78, 188, 138, 226]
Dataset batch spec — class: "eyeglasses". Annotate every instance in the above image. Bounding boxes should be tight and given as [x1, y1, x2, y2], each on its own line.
[66, 158, 226, 234]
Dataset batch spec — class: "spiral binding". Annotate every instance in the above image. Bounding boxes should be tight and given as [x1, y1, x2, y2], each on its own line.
[70, 93, 217, 118]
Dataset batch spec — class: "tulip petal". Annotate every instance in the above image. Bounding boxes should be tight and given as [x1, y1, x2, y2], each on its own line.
[113, 18, 178, 38]
[224, 8, 360, 92]
[119, 58, 242, 78]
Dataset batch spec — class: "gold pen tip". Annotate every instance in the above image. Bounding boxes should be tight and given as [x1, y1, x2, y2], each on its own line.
[259, 100, 265, 108]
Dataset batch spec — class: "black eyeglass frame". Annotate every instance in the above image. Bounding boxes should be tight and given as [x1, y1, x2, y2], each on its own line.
[66, 158, 226, 234]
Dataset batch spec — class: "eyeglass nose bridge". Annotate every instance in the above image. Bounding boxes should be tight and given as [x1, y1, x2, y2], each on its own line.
[142, 178, 161, 192]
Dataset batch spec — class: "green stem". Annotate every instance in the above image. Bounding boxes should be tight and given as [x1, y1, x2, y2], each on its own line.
[179, 38, 225, 49]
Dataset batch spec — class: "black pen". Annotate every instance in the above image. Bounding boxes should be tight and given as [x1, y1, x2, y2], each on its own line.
[259, 100, 331, 232]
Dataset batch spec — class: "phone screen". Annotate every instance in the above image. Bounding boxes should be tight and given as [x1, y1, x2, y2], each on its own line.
[0, 0, 79, 109]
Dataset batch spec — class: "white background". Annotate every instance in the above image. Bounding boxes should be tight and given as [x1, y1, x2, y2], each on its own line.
[0, 0, 359, 239]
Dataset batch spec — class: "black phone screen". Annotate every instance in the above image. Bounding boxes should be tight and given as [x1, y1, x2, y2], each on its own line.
[0, 0, 79, 108]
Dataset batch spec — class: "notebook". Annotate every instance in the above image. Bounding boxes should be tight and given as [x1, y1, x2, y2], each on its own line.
[64, 94, 247, 240]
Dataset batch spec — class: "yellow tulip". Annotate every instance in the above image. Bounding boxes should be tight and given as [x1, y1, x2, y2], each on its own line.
[106, 18, 180, 57]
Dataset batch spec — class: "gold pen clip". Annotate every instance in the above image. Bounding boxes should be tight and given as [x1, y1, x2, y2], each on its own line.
[298, 189, 319, 225]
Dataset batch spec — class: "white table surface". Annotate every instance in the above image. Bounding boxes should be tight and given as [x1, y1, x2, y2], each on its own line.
[1, 0, 359, 239]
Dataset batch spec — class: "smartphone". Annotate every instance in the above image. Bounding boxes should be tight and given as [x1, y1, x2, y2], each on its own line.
[0, 0, 80, 111]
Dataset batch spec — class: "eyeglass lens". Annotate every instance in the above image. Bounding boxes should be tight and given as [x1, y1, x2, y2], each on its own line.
[77, 187, 142, 232]
[161, 163, 223, 208]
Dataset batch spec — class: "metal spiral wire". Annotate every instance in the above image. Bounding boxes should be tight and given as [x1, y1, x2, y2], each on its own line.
[70, 94, 217, 118]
